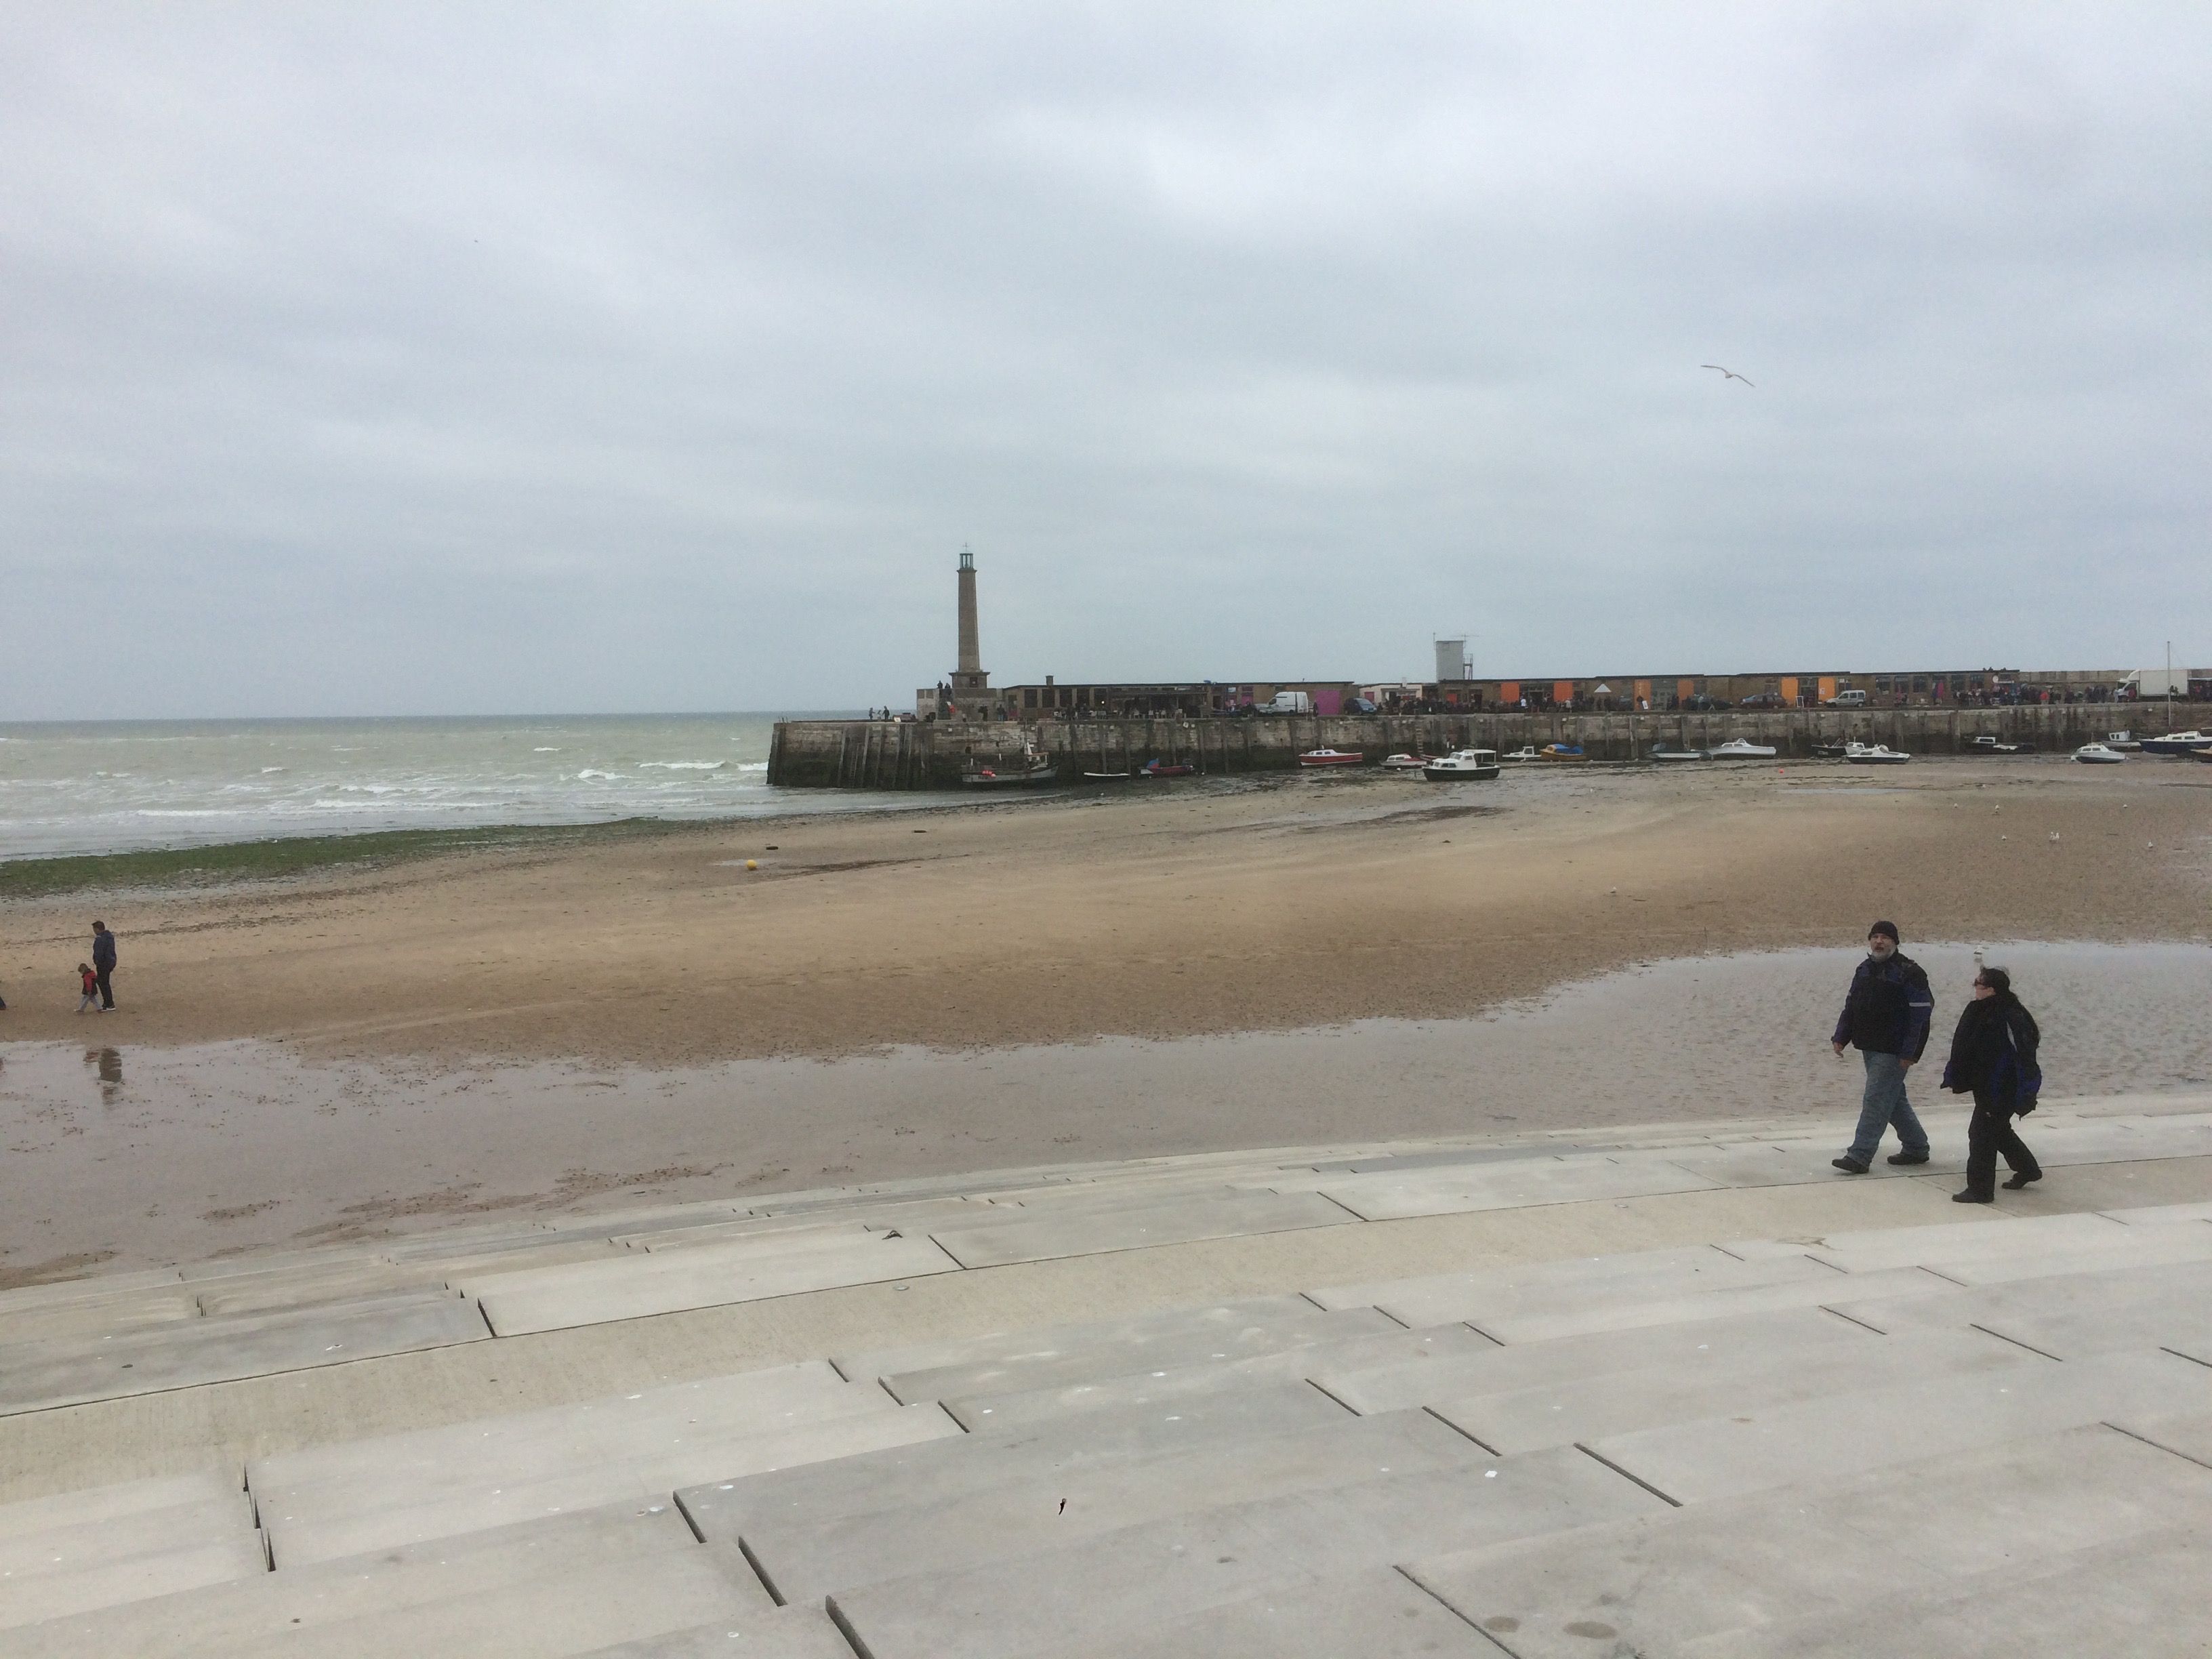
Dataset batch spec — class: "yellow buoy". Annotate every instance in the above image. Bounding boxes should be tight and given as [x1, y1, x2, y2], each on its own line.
[745, 859, 758, 871]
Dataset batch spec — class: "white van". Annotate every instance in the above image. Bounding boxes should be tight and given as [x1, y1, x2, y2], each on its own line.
[1825, 689, 1868, 708]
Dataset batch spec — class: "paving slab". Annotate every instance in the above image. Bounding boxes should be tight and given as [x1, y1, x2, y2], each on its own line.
[1022, 1565, 1499, 1658]
[1723, 1210, 2134, 1273]
[1305, 1145, 1601, 1175]
[1315, 1153, 1723, 1222]
[0, 1470, 239, 1543]
[1309, 1242, 1837, 1324]
[0, 1500, 709, 1658]
[1319, 1305, 1877, 1416]
[0, 1291, 488, 1415]
[0, 1269, 184, 1314]
[2108, 1409, 2212, 1470]
[945, 1322, 1496, 1429]
[741, 1408, 1486, 1603]
[1657, 1139, 1965, 1187]
[1586, 1350, 2212, 1505]
[0, 1532, 268, 1633]
[1430, 1327, 2034, 1454]
[251, 1359, 858, 1497]
[0, 1494, 254, 1583]
[565, 1606, 859, 1658]
[1410, 1422, 2212, 1659]
[678, 1384, 1353, 1540]
[218, 1541, 773, 1659]
[264, 1403, 951, 1566]
[926, 1191, 1353, 1269]
[0, 1288, 203, 1347]
[1827, 1255, 2212, 1357]
[825, 1445, 1666, 1659]
[882, 1305, 1395, 1406]
[836, 1294, 1335, 1382]
[470, 1232, 960, 1336]
[1678, 1525, 2212, 1658]
[618, 1200, 991, 1253]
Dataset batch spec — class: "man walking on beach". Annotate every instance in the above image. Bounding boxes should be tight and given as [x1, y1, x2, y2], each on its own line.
[1830, 920, 1932, 1173]
[91, 920, 117, 1010]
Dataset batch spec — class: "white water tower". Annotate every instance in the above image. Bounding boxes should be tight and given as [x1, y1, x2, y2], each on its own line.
[1433, 637, 1469, 683]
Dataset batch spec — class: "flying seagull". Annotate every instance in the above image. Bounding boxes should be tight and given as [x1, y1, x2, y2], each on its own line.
[1702, 364, 1755, 387]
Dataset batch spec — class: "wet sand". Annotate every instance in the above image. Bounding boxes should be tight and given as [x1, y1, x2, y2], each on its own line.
[4, 941, 2209, 1276]
[2, 758, 2209, 1277]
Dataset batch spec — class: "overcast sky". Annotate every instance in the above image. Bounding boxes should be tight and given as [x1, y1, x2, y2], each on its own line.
[3, 3, 2207, 718]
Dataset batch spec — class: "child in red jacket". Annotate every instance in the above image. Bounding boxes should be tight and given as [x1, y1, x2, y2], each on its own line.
[77, 964, 102, 1013]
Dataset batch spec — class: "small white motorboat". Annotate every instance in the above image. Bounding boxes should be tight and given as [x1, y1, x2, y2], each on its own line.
[1970, 735, 2029, 754]
[1498, 745, 1540, 762]
[2072, 742, 2126, 764]
[1845, 744, 1910, 765]
[2140, 730, 2212, 757]
[1650, 745, 1706, 763]
[1422, 748, 1500, 781]
[2104, 731, 2143, 751]
[1380, 752, 1437, 771]
[1296, 748, 1367, 769]
[1711, 738, 1778, 759]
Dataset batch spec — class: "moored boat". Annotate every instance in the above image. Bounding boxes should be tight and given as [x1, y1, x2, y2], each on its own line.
[1650, 746, 1706, 763]
[2140, 731, 2212, 757]
[1811, 741, 1851, 760]
[1082, 770, 1133, 781]
[1141, 760, 1195, 777]
[1296, 748, 1367, 768]
[1498, 745, 1540, 762]
[1380, 752, 1437, 771]
[1970, 735, 2030, 754]
[1536, 743, 1586, 762]
[2072, 742, 2125, 764]
[1711, 738, 1778, 759]
[1845, 744, 1910, 765]
[1422, 748, 1500, 781]
[963, 760, 1058, 786]
[2104, 731, 2143, 751]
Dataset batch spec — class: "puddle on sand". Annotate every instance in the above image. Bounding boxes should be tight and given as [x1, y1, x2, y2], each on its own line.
[2, 940, 2207, 1274]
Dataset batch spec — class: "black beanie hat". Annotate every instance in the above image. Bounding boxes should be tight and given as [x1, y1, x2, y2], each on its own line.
[1869, 920, 1900, 943]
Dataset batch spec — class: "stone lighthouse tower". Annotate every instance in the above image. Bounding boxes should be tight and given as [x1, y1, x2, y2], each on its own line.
[947, 544, 991, 714]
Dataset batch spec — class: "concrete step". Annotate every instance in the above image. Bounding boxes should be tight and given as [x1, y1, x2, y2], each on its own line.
[465, 1231, 960, 1336]
[1677, 1523, 2212, 1658]
[1017, 1565, 1498, 1658]
[0, 1499, 710, 1658]
[1311, 1151, 1725, 1221]
[1724, 1209, 2144, 1273]
[563, 1606, 859, 1658]
[836, 1294, 1347, 1387]
[1408, 1420, 2212, 1659]
[0, 1532, 268, 1633]
[1586, 1350, 2212, 1506]
[678, 1383, 1354, 1541]
[941, 1322, 1496, 1430]
[822, 1444, 1666, 1659]
[1828, 1254, 2212, 1359]
[253, 1360, 864, 1503]
[1429, 1327, 2039, 1455]
[1317, 1305, 1880, 1416]
[0, 1470, 241, 1543]
[0, 1287, 203, 1347]
[0, 1494, 255, 1584]
[738, 1407, 1488, 1603]
[0, 1291, 488, 1415]
[264, 1402, 952, 1567]
[2110, 1408, 2212, 1469]
[924, 1191, 1353, 1270]
[878, 1304, 1397, 1406]
[218, 1540, 773, 1659]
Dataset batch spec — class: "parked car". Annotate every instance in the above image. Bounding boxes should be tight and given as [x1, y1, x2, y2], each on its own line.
[1740, 691, 1787, 709]
[1344, 696, 1378, 714]
[1824, 689, 1868, 708]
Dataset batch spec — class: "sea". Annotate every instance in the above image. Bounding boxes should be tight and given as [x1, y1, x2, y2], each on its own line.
[0, 714, 914, 859]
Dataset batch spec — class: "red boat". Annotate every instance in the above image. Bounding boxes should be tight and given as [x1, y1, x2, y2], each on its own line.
[1297, 748, 1366, 768]
[1141, 760, 1195, 777]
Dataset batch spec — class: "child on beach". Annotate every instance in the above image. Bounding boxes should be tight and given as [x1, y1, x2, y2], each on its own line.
[77, 964, 102, 1013]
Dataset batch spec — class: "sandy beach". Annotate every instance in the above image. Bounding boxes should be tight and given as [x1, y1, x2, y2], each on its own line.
[3, 758, 2209, 1276]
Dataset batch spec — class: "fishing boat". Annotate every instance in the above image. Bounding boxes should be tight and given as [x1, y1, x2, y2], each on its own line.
[2140, 731, 2212, 757]
[1296, 748, 1367, 768]
[1650, 745, 1706, 763]
[1380, 752, 1439, 771]
[1422, 748, 1500, 781]
[1845, 744, 1910, 765]
[962, 760, 1057, 787]
[2072, 742, 2126, 764]
[1536, 743, 1586, 762]
[2104, 731, 2143, 751]
[1141, 760, 1195, 777]
[1711, 738, 1778, 759]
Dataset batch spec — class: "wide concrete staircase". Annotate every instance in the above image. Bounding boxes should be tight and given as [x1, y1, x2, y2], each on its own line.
[2, 1101, 2209, 1656]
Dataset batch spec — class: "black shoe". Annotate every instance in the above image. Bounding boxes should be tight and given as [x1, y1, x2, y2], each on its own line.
[2001, 1172, 2043, 1190]
[1952, 1189, 1994, 1204]
[1832, 1156, 1870, 1174]
[1886, 1151, 1930, 1166]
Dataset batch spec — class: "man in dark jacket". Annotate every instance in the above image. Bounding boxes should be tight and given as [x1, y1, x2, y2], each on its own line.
[91, 920, 117, 1010]
[1829, 920, 1933, 1173]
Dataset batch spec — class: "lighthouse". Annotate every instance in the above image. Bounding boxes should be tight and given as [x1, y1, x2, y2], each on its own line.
[946, 544, 992, 716]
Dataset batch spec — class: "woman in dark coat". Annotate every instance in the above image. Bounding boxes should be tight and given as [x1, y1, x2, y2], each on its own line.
[1941, 966, 2043, 1203]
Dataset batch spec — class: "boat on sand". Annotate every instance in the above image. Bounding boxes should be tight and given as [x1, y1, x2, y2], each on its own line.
[2072, 743, 2125, 765]
[1297, 749, 1366, 769]
[1422, 749, 1500, 781]
[1711, 738, 1778, 759]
